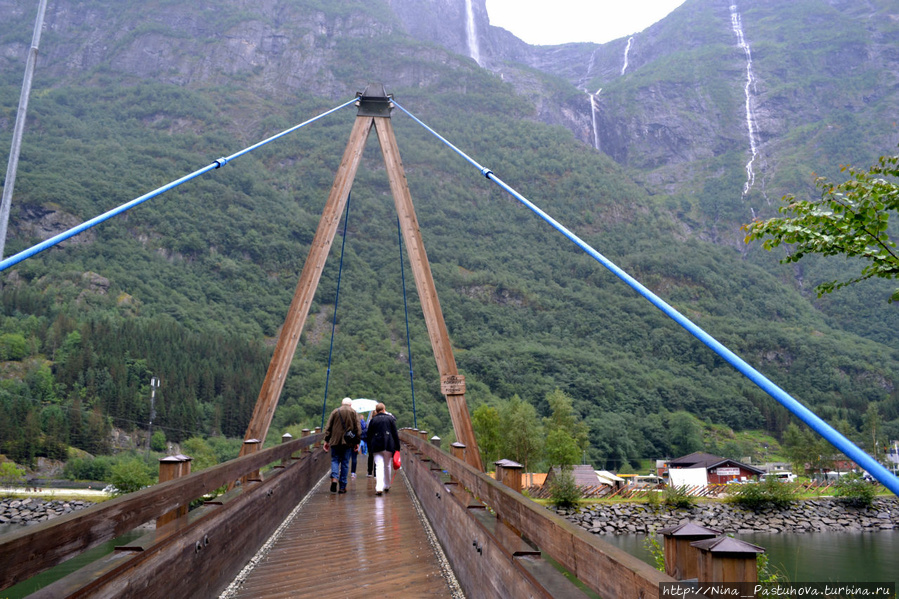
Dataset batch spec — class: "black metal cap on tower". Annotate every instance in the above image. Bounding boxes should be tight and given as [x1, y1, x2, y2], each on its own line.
[356, 83, 393, 117]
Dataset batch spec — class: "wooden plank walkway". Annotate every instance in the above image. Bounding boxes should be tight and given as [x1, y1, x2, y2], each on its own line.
[221, 469, 461, 599]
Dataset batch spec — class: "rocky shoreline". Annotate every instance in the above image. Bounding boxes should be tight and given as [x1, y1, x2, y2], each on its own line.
[0, 497, 95, 529]
[554, 497, 899, 536]
[3, 494, 897, 537]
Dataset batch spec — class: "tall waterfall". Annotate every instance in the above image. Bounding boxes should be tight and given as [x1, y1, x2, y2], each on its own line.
[580, 49, 598, 90]
[465, 0, 481, 66]
[588, 88, 602, 150]
[621, 37, 634, 76]
[730, 4, 760, 196]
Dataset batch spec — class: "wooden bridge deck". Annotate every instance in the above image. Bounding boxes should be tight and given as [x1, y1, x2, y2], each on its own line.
[222, 469, 461, 599]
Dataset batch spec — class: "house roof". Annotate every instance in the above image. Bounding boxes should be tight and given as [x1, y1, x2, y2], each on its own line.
[595, 470, 625, 484]
[546, 465, 602, 486]
[667, 452, 764, 475]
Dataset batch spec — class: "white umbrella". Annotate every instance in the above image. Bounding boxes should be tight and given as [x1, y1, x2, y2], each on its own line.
[351, 398, 378, 413]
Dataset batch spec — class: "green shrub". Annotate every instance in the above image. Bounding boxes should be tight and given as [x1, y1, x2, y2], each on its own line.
[109, 457, 155, 495]
[644, 489, 662, 510]
[729, 479, 797, 510]
[833, 472, 876, 508]
[757, 553, 784, 584]
[0, 460, 26, 486]
[64, 456, 115, 481]
[643, 532, 665, 571]
[150, 430, 167, 452]
[663, 485, 696, 509]
[548, 470, 581, 508]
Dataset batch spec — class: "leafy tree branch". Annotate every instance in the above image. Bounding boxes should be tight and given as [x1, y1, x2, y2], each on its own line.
[743, 154, 899, 301]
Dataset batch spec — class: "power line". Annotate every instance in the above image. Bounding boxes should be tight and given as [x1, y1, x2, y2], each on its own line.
[0, 395, 212, 439]
[0, 0, 49, 259]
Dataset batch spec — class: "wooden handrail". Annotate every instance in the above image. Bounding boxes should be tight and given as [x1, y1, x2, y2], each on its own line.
[400, 431, 676, 599]
[0, 433, 322, 591]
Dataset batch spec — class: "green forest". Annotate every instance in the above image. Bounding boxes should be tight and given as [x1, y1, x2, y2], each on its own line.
[1, 0, 898, 482]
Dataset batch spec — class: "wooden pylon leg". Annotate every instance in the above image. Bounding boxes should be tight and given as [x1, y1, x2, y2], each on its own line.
[240, 116, 375, 452]
[239, 93, 484, 473]
[373, 116, 484, 471]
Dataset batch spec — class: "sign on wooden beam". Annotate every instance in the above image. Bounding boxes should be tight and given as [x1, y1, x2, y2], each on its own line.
[441, 374, 466, 395]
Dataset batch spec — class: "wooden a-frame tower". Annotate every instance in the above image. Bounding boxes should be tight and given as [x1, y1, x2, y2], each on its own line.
[239, 84, 483, 471]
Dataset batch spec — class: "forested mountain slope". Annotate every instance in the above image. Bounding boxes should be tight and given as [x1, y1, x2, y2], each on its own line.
[0, 0, 897, 469]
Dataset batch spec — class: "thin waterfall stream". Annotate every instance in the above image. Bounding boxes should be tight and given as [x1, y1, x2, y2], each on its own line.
[730, 3, 760, 197]
[464, 0, 481, 66]
[621, 36, 634, 76]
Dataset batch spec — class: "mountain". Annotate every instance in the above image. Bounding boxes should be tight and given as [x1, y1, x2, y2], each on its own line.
[0, 0, 897, 469]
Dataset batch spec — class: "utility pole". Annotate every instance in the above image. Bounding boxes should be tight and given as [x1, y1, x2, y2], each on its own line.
[146, 376, 160, 458]
[0, 0, 49, 259]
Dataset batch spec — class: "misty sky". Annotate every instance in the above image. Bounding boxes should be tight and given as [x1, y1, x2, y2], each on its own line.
[485, 0, 685, 45]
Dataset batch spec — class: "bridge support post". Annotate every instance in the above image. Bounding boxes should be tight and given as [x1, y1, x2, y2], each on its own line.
[450, 442, 466, 461]
[278, 433, 293, 468]
[658, 522, 721, 581]
[241, 439, 262, 485]
[156, 454, 192, 528]
[301, 428, 311, 454]
[450, 442, 467, 482]
[494, 459, 523, 494]
[691, 536, 765, 584]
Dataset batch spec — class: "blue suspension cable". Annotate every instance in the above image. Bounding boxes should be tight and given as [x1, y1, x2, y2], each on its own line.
[321, 192, 352, 429]
[0, 97, 358, 273]
[392, 99, 899, 496]
[397, 216, 417, 428]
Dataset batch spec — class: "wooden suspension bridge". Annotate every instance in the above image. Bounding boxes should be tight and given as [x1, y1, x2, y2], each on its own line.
[0, 85, 739, 598]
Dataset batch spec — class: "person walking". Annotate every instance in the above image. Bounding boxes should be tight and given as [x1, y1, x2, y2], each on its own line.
[323, 397, 362, 494]
[365, 402, 400, 496]
[351, 415, 368, 479]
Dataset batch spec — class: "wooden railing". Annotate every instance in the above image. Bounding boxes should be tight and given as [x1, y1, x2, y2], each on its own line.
[0, 433, 329, 598]
[400, 431, 677, 599]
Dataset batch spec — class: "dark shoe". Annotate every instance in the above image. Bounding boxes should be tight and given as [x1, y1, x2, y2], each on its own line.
[375, 491, 382, 496]
[330, 479, 337, 493]
[384, 487, 390, 493]
[338, 487, 347, 494]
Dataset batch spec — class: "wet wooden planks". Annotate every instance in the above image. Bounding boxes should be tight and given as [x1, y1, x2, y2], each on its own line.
[228, 471, 456, 599]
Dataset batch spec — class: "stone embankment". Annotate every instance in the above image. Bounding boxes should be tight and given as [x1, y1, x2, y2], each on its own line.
[0, 497, 94, 529]
[554, 497, 898, 535]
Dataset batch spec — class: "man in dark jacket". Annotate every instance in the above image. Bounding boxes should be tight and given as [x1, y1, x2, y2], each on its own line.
[365, 402, 400, 495]
[324, 397, 362, 493]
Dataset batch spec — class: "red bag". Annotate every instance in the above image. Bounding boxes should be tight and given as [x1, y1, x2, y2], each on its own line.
[393, 451, 402, 470]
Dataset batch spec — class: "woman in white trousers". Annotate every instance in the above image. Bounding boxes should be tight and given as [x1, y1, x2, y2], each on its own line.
[365, 403, 400, 496]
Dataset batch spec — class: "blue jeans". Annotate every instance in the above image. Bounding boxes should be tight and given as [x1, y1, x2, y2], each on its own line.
[330, 445, 352, 489]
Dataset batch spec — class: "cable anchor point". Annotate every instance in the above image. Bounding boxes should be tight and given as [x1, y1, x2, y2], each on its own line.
[356, 83, 394, 118]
